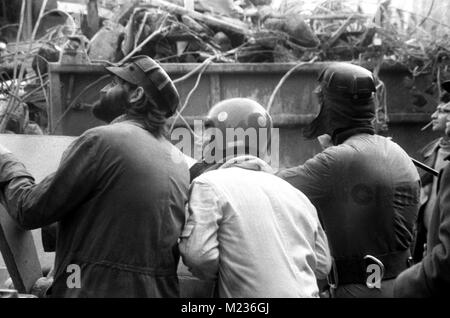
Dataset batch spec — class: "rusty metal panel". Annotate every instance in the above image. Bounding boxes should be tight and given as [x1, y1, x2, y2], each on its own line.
[48, 63, 437, 130]
[173, 76, 212, 117]
[219, 72, 319, 115]
[47, 62, 440, 168]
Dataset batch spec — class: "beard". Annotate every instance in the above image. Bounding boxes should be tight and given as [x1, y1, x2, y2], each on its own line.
[92, 85, 130, 123]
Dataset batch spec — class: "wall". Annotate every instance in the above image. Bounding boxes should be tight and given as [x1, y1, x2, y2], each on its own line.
[48, 62, 441, 168]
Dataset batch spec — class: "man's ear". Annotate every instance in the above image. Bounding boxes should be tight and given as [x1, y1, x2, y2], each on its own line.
[129, 86, 145, 104]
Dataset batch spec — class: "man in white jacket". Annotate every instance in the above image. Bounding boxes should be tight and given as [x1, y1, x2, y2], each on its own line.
[179, 98, 331, 298]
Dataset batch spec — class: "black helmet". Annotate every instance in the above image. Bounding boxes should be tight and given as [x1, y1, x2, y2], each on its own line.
[318, 62, 376, 100]
[203, 98, 272, 162]
[303, 63, 376, 142]
[106, 55, 180, 117]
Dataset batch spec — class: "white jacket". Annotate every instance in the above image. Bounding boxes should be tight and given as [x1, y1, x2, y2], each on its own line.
[179, 155, 331, 298]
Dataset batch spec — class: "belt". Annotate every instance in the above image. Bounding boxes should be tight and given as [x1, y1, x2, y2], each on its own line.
[334, 249, 411, 285]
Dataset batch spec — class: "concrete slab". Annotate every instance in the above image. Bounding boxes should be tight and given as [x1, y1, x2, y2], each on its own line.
[0, 134, 75, 291]
[0, 134, 76, 182]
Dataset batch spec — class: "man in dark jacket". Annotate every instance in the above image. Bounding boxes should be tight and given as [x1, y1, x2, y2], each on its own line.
[412, 81, 450, 262]
[277, 63, 421, 298]
[394, 109, 450, 298]
[0, 56, 190, 297]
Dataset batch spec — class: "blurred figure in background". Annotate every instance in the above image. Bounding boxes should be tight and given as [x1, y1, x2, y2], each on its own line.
[394, 104, 450, 298]
[411, 80, 450, 263]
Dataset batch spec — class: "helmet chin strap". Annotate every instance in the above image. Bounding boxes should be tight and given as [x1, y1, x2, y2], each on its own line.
[302, 102, 331, 140]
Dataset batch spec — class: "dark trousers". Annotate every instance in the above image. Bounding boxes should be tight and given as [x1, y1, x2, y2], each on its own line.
[332, 279, 395, 298]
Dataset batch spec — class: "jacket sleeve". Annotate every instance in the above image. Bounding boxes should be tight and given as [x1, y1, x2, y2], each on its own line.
[179, 180, 222, 281]
[41, 222, 58, 252]
[314, 222, 332, 280]
[0, 132, 101, 230]
[394, 165, 450, 297]
[276, 149, 334, 202]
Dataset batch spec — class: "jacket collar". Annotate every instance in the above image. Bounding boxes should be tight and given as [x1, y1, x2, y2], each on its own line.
[332, 126, 375, 145]
[421, 138, 442, 159]
[110, 114, 146, 130]
[110, 114, 128, 125]
[219, 155, 274, 174]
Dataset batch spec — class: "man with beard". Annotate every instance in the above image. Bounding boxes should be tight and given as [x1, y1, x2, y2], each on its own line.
[394, 96, 450, 298]
[411, 81, 450, 263]
[0, 55, 190, 297]
[277, 63, 421, 298]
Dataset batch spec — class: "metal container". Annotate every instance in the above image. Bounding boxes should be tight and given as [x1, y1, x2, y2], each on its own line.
[47, 62, 440, 167]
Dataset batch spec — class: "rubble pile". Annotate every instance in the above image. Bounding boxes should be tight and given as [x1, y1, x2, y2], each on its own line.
[0, 0, 450, 134]
[84, 0, 450, 69]
[0, 1, 449, 71]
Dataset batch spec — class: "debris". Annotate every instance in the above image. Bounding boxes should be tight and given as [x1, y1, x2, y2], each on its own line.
[0, 99, 41, 135]
[59, 35, 90, 65]
[35, 9, 76, 41]
[213, 32, 232, 51]
[196, 0, 236, 17]
[32, 42, 60, 75]
[263, 14, 319, 48]
[86, 0, 101, 39]
[1, 0, 450, 136]
[3, 0, 448, 70]
[145, 0, 250, 36]
[181, 15, 211, 35]
[88, 21, 125, 62]
[271, 0, 307, 16]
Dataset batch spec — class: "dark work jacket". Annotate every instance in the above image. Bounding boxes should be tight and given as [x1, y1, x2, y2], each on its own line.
[0, 120, 189, 297]
[394, 159, 450, 297]
[419, 138, 441, 187]
[412, 138, 441, 262]
[277, 134, 420, 284]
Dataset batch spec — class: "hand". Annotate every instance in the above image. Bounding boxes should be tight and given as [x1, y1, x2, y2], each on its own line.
[317, 134, 333, 150]
[31, 276, 54, 298]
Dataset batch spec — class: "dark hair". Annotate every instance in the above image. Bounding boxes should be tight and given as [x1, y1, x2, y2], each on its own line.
[125, 83, 168, 138]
